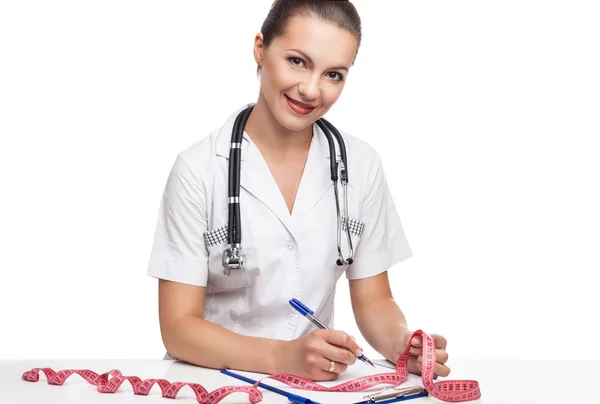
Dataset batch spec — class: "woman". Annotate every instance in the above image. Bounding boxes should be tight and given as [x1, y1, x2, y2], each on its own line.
[147, 0, 450, 382]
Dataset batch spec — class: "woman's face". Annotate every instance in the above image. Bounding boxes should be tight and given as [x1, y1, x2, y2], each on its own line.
[255, 14, 358, 131]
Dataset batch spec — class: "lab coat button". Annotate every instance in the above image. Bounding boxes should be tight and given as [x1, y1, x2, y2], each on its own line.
[288, 244, 294, 250]
[286, 313, 292, 319]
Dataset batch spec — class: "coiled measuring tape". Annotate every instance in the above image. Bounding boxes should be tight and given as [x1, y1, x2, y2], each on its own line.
[21, 329, 481, 403]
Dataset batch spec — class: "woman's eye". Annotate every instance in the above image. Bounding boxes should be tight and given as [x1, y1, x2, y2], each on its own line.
[288, 57, 344, 81]
[289, 57, 304, 67]
[328, 72, 344, 81]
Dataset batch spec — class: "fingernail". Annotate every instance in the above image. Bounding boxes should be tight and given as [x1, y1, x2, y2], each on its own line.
[355, 348, 363, 356]
[414, 338, 421, 345]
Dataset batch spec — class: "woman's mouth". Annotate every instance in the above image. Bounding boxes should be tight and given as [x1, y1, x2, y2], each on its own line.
[285, 94, 315, 115]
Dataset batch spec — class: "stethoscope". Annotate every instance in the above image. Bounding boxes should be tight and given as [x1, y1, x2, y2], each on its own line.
[222, 104, 354, 276]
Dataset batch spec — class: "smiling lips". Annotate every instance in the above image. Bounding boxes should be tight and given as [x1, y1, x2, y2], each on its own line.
[285, 94, 316, 115]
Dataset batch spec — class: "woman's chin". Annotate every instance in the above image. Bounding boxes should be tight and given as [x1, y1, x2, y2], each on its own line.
[275, 111, 316, 132]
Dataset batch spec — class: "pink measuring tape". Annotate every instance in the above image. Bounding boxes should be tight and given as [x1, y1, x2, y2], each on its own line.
[22, 330, 481, 403]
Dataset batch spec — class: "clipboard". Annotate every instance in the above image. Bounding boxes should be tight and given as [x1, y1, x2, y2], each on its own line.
[220, 360, 429, 403]
[221, 368, 318, 404]
[354, 386, 429, 403]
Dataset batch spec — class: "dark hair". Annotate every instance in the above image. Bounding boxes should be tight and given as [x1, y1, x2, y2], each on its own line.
[257, 0, 362, 75]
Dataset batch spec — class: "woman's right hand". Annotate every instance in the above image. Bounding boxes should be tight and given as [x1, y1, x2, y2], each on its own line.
[274, 329, 363, 381]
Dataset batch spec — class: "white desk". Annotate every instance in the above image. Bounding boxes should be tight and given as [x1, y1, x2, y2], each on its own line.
[0, 358, 593, 403]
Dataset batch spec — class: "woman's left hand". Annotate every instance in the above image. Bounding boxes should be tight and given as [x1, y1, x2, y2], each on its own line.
[394, 330, 451, 378]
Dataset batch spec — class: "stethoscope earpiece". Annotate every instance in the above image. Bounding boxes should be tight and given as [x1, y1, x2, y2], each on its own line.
[222, 105, 355, 275]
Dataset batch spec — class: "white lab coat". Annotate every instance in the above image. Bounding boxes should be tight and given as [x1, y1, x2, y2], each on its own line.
[147, 103, 412, 357]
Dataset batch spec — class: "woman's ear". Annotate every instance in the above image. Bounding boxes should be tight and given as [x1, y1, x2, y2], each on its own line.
[253, 32, 264, 67]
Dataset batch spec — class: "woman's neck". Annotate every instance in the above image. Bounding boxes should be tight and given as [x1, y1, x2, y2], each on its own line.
[245, 94, 313, 159]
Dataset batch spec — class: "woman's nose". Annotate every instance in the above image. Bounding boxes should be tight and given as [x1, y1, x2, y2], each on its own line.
[298, 76, 320, 100]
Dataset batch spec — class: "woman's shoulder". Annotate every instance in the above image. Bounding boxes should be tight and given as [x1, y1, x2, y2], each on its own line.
[335, 127, 383, 170]
[328, 127, 389, 202]
[174, 104, 252, 173]
[176, 128, 220, 166]
[167, 128, 221, 188]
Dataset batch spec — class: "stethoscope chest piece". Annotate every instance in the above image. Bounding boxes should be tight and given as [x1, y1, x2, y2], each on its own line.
[222, 245, 246, 276]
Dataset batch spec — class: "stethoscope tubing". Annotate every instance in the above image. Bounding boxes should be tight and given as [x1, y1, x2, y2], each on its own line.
[223, 105, 354, 274]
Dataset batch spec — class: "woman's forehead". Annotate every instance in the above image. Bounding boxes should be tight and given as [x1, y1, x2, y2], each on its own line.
[271, 14, 357, 67]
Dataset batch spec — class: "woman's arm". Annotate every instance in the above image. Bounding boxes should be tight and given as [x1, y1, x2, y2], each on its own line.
[158, 279, 283, 374]
[348, 271, 409, 363]
[349, 271, 451, 377]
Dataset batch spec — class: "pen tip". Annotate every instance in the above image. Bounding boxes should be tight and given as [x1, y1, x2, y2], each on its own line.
[361, 356, 375, 367]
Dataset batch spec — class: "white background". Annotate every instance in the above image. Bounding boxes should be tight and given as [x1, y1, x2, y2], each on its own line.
[1, 0, 598, 363]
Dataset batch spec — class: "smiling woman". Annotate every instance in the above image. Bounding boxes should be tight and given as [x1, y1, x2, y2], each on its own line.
[146, 0, 451, 383]
[249, 1, 360, 139]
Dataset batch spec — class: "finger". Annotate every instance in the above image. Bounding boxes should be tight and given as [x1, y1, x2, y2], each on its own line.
[320, 356, 348, 375]
[431, 334, 448, 350]
[310, 368, 340, 382]
[407, 355, 420, 375]
[321, 330, 362, 359]
[403, 331, 422, 348]
[321, 342, 358, 366]
[434, 362, 451, 378]
[435, 349, 449, 364]
[430, 362, 451, 379]
[306, 358, 341, 382]
[409, 346, 422, 355]
[407, 333, 447, 357]
[416, 356, 451, 378]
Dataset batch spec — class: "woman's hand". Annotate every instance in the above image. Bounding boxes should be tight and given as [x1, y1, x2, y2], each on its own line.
[394, 330, 451, 378]
[275, 329, 363, 381]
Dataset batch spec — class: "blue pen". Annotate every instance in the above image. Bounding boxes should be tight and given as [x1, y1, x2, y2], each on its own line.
[289, 298, 375, 367]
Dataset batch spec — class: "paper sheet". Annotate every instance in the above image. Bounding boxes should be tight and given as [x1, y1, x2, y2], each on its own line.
[228, 359, 426, 403]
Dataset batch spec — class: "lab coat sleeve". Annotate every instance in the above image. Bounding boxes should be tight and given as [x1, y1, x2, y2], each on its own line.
[345, 152, 413, 280]
[146, 153, 209, 287]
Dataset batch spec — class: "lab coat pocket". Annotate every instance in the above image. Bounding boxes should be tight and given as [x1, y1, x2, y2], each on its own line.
[342, 216, 366, 238]
[340, 216, 365, 266]
[204, 224, 261, 290]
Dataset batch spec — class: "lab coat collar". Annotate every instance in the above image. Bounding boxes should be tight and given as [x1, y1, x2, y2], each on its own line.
[215, 103, 255, 161]
[313, 119, 345, 162]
